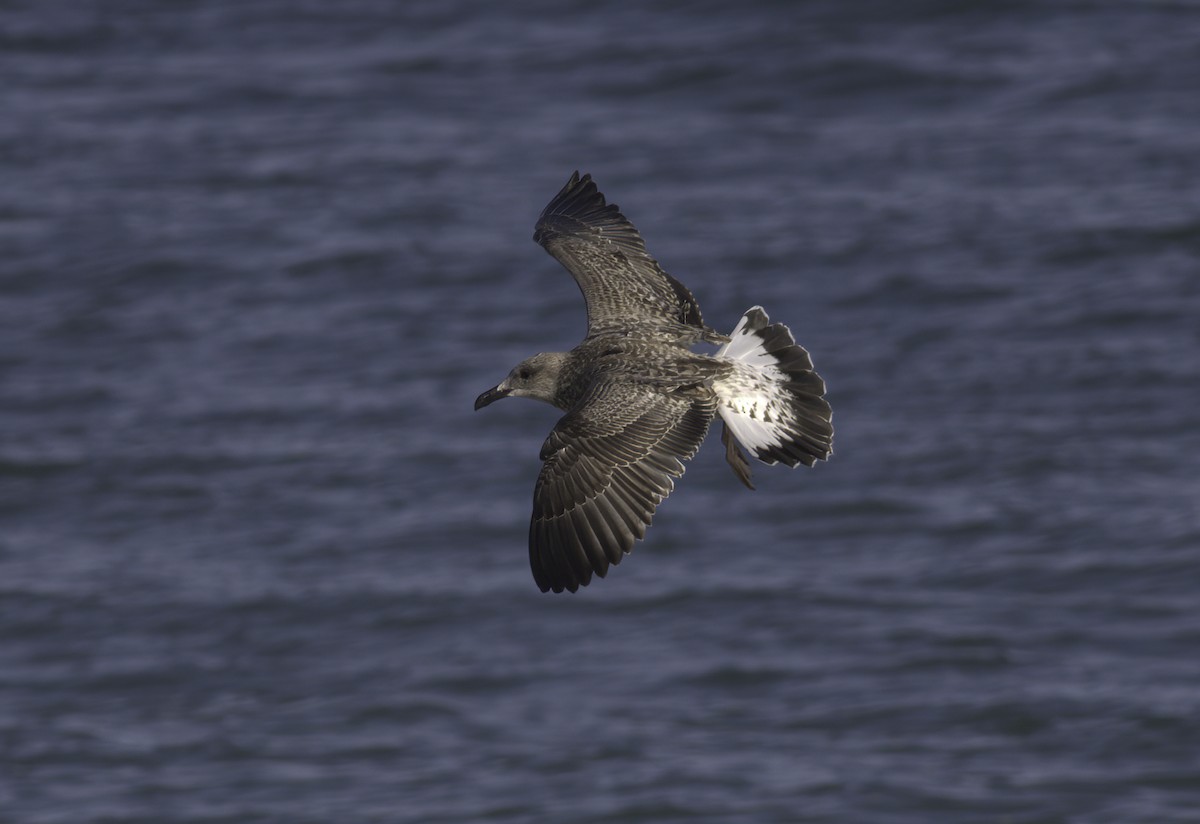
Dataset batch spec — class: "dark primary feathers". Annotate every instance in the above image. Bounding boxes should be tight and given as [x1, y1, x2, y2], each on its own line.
[530, 379, 716, 593]
[534, 171, 714, 340]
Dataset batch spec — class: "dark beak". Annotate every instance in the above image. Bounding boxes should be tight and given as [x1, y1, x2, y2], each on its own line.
[474, 384, 510, 411]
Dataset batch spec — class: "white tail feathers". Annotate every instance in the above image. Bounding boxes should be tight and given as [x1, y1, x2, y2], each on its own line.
[713, 306, 833, 488]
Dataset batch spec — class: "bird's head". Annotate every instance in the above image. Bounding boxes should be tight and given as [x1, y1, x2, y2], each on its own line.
[474, 352, 567, 410]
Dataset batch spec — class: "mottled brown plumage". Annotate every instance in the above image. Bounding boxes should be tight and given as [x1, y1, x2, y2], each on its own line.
[534, 172, 727, 345]
[476, 172, 833, 593]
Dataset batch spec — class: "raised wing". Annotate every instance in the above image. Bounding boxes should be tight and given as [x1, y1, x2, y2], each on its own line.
[529, 379, 716, 593]
[533, 171, 712, 339]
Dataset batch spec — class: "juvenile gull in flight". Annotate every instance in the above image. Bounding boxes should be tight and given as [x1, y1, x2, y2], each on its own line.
[475, 172, 833, 593]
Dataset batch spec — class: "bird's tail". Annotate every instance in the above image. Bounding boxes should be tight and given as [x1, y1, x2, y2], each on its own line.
[713, 306, 833, 489]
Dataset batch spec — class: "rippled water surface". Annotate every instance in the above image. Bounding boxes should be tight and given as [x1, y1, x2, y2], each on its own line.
[3, 1, 1199, 822]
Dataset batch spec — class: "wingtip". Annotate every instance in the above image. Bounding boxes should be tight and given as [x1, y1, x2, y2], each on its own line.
[560, 170, 589, 194]
[565, 171, 603, 200]
[534, 170, 613, 246]
[543, 171, 598, 211]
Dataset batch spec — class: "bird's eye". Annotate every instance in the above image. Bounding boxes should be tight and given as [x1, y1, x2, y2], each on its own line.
[518, 368, 531, 380]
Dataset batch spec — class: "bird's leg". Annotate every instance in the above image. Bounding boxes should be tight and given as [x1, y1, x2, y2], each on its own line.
[721, 422, 755, 490]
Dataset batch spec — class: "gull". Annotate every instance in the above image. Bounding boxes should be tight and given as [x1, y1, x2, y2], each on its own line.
[475, 172, 833, 593]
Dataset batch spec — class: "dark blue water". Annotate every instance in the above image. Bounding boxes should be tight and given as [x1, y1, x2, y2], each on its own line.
[3, 2, 1199, 821]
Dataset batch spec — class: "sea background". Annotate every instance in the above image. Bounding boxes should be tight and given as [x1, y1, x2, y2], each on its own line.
[2, 1, 1199, 822]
